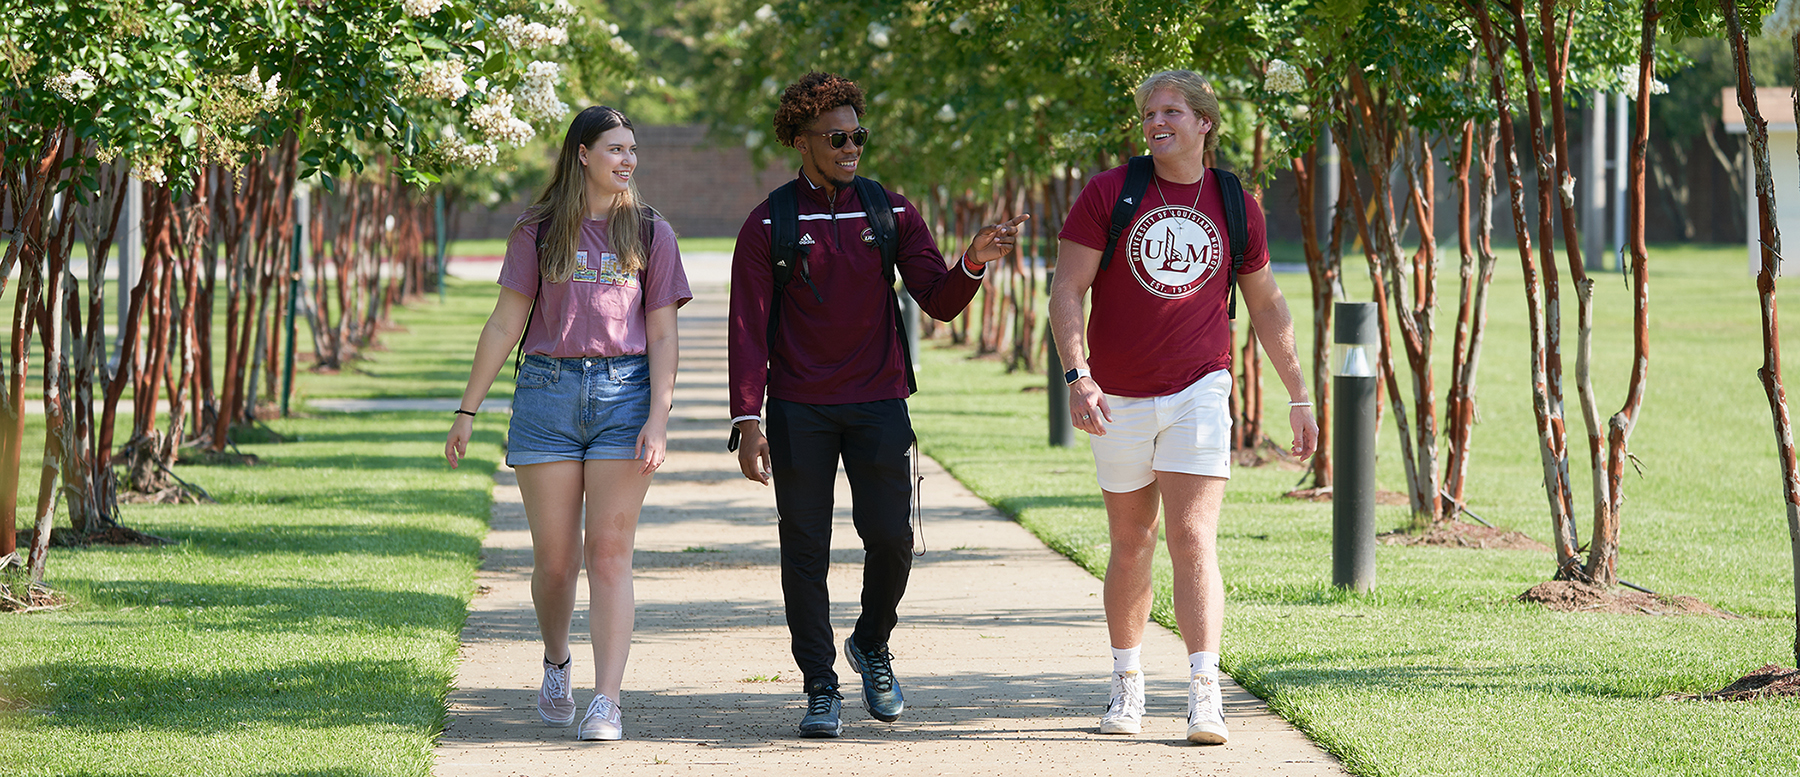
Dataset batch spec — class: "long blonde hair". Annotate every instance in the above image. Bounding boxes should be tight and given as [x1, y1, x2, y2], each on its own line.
[513, 106, 660, 284]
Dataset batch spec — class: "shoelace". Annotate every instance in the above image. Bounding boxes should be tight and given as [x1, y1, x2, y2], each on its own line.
[858, 644, 897, 693]
[543, 663, 570, 700]
[806, 689, 842, 716]
[587, 694, 619, 722]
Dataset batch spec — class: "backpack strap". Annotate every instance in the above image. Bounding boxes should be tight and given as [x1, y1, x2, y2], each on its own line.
[1212, 168, 1249, 320]
[1100, 155, 1155, 271]
[852, 176, 916, 394]
[765, 180, 806, 354]
[514, 211, 552, 377]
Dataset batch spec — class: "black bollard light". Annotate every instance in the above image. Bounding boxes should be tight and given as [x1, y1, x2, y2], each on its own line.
[1333, 302, 1379, 592]
[1046, 270, 1074, 447]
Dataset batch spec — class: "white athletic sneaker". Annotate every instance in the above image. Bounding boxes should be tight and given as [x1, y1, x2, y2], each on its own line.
[1186, 673, 1229, 745]
[1098, 670, 1145, 734]
[577, 693, 623, 741]
[537, 658, 576, 726]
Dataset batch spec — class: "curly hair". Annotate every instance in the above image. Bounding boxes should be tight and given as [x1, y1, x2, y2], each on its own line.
[773, 72, 866, 147]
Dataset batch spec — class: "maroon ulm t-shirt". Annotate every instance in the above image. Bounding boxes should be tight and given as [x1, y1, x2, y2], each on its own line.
[1059, 164, 1269, 398]
[728, 174, 985, 418]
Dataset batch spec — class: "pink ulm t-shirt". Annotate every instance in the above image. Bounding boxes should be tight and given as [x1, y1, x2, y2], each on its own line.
[499, 216, 691, 357]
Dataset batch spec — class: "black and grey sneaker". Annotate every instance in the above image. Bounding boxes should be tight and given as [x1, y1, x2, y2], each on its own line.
[844, 635, 905, 722]
[798, 684, 844, 738]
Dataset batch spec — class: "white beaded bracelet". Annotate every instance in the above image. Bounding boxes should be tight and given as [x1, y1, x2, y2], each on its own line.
[1288, 401, 1313, 407]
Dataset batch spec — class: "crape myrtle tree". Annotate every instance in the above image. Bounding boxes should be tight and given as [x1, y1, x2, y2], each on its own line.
[1315, 0, 1492, 525]
[0, 0, 629, 586]
[1231, 0, 1509, 511]
[1469, 0, 1700, 586]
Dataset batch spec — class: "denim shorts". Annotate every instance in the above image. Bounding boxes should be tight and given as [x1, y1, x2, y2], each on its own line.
[506, 354, 651, 467]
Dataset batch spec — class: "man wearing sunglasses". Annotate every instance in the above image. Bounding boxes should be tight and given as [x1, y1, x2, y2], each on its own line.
[728, 71, 1028, 739]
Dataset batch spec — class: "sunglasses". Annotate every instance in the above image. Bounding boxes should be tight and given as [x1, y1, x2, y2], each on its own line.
[810, 127, 869, 149]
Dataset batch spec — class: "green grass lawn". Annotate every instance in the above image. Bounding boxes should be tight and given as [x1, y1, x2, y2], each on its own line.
[908, 242, 1800, 776]
[0, 412, 504, 777]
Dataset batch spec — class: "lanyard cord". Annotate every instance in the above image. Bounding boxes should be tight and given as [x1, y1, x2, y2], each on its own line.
[911, 436, 925, 557]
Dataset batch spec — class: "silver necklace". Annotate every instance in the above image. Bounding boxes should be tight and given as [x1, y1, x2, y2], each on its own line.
[1153, 168, 1206, 212]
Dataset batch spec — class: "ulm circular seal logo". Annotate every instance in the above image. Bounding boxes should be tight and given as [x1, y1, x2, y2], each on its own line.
[1126, 206, 1222, 299]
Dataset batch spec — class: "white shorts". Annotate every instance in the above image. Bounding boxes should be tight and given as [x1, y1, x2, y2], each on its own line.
[1089, 370, 1232, 492]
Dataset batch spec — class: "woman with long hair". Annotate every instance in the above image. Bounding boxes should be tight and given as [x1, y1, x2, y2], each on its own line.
[446, 105, 690, 742]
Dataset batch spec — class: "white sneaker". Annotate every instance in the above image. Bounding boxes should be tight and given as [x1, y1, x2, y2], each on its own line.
[537, 658, 575, 726]
[1098, 670, 1145, 734]
[577, 693, 623, 741]
[1186, 673, 1228, 744]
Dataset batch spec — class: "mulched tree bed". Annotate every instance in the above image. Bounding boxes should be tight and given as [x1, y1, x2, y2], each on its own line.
[1379, 521, 1550, 551]
[1283, 485, 1411, 505]
[16, 526, 171, 548]
[1518, 580, 1738, 618]
[1673, 665, 1800, 701]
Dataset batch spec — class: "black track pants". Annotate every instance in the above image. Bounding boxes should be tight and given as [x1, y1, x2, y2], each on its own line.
[766, 397, 914, 690]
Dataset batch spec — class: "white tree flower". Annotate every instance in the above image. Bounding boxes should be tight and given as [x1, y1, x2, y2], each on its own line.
[403, 0, 448, 18]
[517, 61, 568, 123]
[867, 22, 891, 49]
[753, 4, 777, 23]
[44, 68, 93, 101]
[231, 65, 263, 93]
[1620, 64, 1669, 98]
[470, 88, 535, 145]
[442, 130, 499, 166]
[936, 103, 957, 122]
[497, 14, 568, 49]
[416, 59, 470, 101]
[949, 13, 972, 33]
[1265, 59, 1305, 94]
[549, 0, 577, 21]
[135, 162, 167, 185]
[1767, 0, 1800, 38]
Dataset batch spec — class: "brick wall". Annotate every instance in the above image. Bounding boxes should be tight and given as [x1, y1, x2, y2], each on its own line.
[452, 124, 795, 240]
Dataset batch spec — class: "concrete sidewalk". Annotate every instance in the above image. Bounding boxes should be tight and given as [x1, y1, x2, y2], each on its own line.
[430, 272, 1348, 776]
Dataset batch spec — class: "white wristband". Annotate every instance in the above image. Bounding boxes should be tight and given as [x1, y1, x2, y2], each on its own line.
[1288, 401, 1313, 407]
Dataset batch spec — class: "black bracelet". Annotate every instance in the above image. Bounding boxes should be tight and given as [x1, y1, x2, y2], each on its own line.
[454, 409, 477, 417]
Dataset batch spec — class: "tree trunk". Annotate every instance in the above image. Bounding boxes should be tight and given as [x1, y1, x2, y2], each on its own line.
[1589, 0, 1657, 590]
[1444, 120, 1502, 510]
[1292, 148, 1336, 489]
[1336, 127, 1420, 511]
[0, 127, 64, 559]
[1476, 0, 1580, 574]
[1723, 0, 1798, 665]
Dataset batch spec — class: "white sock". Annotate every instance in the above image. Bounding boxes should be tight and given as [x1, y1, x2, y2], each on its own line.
[1111, 645, 1142, 675]
[1189, 651, 1220, 680]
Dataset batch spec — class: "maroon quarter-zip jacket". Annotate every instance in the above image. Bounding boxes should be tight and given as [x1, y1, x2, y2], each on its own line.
[728, 172, 985, 420]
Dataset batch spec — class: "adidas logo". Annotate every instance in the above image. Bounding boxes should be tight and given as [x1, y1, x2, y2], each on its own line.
[1123, 196, 1135, 205]
[798, 234, 815, 246]
[775, 259, 788, 267]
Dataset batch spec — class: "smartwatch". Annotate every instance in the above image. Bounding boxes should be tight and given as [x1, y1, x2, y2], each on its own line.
[1064, 368, 1091, 385]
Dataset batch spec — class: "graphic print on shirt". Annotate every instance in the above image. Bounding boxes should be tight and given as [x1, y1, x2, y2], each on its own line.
[1125, 205, 1223, 299]
[571, 251, 599, 283]
[593, 252, 637, 287]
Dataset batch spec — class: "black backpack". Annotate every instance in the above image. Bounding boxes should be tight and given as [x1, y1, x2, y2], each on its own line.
[513, 209, 658, 376]
[1100, 155, 1250, 319]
